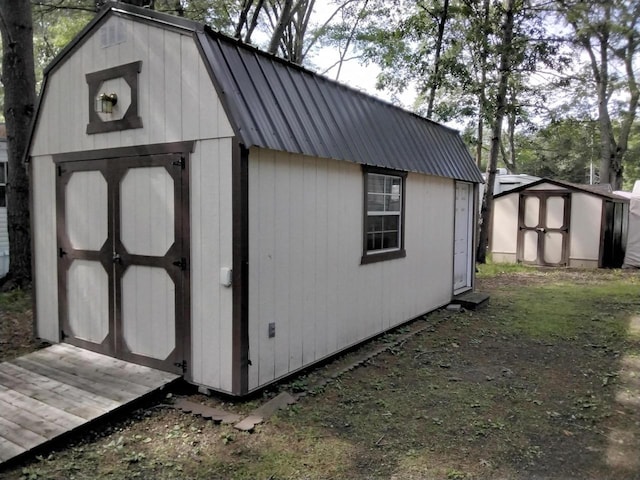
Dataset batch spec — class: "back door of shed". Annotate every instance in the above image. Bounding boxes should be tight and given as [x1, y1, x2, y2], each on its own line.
[56, 153, 189, 374]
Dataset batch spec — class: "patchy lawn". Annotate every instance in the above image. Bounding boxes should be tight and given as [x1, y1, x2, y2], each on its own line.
[1, 267, 640, 479]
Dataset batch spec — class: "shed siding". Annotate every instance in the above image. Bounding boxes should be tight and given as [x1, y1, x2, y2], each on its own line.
[30, 17, 237, 390]
[32, 156, 59, 343]
[30, 15, 233, 157]
[569, 193, 602, 263]
[189, 138, 234, 392]
[247, 148, 454, 390]
[491, 194, 519, 257]
[490, 185, 607, 268]
[526, 184, 565, 191]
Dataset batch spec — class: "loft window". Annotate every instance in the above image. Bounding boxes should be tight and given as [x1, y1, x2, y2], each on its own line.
[361, 166, 407, 264]
[0, 162, 6, 208]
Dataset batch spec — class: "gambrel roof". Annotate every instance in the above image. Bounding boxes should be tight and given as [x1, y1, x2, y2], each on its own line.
[35, 2, 483, 184]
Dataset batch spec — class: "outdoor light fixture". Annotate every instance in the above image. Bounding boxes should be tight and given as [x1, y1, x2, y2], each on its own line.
[96, 92, 118, 114]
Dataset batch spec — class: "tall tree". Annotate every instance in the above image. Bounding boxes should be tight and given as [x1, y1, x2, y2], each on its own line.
[558, 0, 640, 189]
[476, 0, 516, 263]
[0, 1, 37, 287]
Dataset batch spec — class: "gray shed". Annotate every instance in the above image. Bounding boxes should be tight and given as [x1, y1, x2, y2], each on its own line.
[28, 3, 482, 395]
[490, 178, 629, 268]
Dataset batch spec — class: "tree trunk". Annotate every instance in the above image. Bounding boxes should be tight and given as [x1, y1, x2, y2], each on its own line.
[476, 0, 515, 264]
[268, 0, 294, 55]
[425, 0, 450, 120]
[475, 0, 490, 168]
[0, 2, 37, 287]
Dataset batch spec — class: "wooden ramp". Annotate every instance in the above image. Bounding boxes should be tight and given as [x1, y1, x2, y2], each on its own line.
[0, 343, 179, 465]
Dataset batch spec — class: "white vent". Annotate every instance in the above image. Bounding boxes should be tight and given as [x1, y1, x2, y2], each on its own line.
[100, 20, 127, 48]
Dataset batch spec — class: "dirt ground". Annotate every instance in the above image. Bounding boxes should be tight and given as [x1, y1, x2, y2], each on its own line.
[1, 267, 639, 479]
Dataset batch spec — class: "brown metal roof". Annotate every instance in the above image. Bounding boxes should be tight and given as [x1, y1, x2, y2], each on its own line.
[199, 31, 482, 183]
[33, 3, 483, 183]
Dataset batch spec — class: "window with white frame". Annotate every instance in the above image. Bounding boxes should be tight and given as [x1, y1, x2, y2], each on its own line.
[362, 167, 406, 263]
[0, 162, 6, 208]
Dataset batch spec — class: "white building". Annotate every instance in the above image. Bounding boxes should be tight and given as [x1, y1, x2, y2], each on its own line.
[28, 3, 483, 395]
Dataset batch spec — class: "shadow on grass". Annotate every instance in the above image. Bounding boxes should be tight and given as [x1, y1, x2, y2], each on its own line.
[606, 313, 640, 473]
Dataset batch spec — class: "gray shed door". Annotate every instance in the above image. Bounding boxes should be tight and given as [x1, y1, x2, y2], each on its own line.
[517, 191, 570, 266]
[56, 154, 189, 374]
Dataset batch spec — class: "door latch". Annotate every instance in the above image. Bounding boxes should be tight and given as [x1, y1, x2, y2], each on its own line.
[112, 253, 122, 264]
[172, 257, 187, 270]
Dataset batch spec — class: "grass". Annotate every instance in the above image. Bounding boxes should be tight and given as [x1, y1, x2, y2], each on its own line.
[0, 288, 31, 314]
[2, 267, 640, 479]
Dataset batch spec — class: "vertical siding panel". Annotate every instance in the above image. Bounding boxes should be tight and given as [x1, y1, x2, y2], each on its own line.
[325, 161, 340, 355]
[287, 155, 304, 372]
[274, 154, 291, 378]
[181, 35, 199, 141]
[189, 139, 234, 391]
[33, 157, 59, 343]
[147, 26, 165, 144]
[217, 138, 234, 392]
[164, 31, 182, 142]
[314, 158, 329, 360]
[301, 157, 317, 365]
[93, 32, 118, 150]
[190, 144, 204, 385]
[81, 28, 97, 153]
[198, 55, 217, 139]
[46, 74, 61, 155]
[66, 55, 83, 152]
[341, 165, 361, 348]
[257, 150, 276, 386]
[118, 19, 138, 147]
[134, 22, 151, 147]
[247, 153, 260, 390]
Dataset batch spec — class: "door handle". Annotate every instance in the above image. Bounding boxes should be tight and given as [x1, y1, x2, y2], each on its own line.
[112, 253, 122, 264]
[536, 227, 546, 233]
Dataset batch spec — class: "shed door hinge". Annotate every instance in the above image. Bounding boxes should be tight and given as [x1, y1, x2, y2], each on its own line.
[174, 360, 187, 374]
[172, 157, 185, 169]
[59, 248, 67, 258]
[60, 330, 68, 339]
[57, 165, 65, 176]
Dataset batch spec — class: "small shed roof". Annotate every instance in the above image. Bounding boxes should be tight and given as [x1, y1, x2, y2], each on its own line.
[494, 178, 629, 202]
[35, 2, 482, 183]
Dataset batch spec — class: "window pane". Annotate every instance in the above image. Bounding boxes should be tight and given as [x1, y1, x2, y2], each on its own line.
[385, 195, 401, 212]
[0, 186, 5, 208]
[368, 174, 385, 194]
[0, 164, 5, 183]
[367, 232, 382, 251]
[368, 215, 383, 233]
[368, 193, 385, 212]
[383, 216, 398, 231]
[382, 230, 399, 249]
[384, 176, 393, 193]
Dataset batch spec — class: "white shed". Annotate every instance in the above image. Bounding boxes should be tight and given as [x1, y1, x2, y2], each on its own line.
[490, 178, 629, 268]
[28, 3, 483, 395]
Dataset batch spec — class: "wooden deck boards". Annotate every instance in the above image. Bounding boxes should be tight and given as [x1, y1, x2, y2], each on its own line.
[0, 343, 179, 466]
